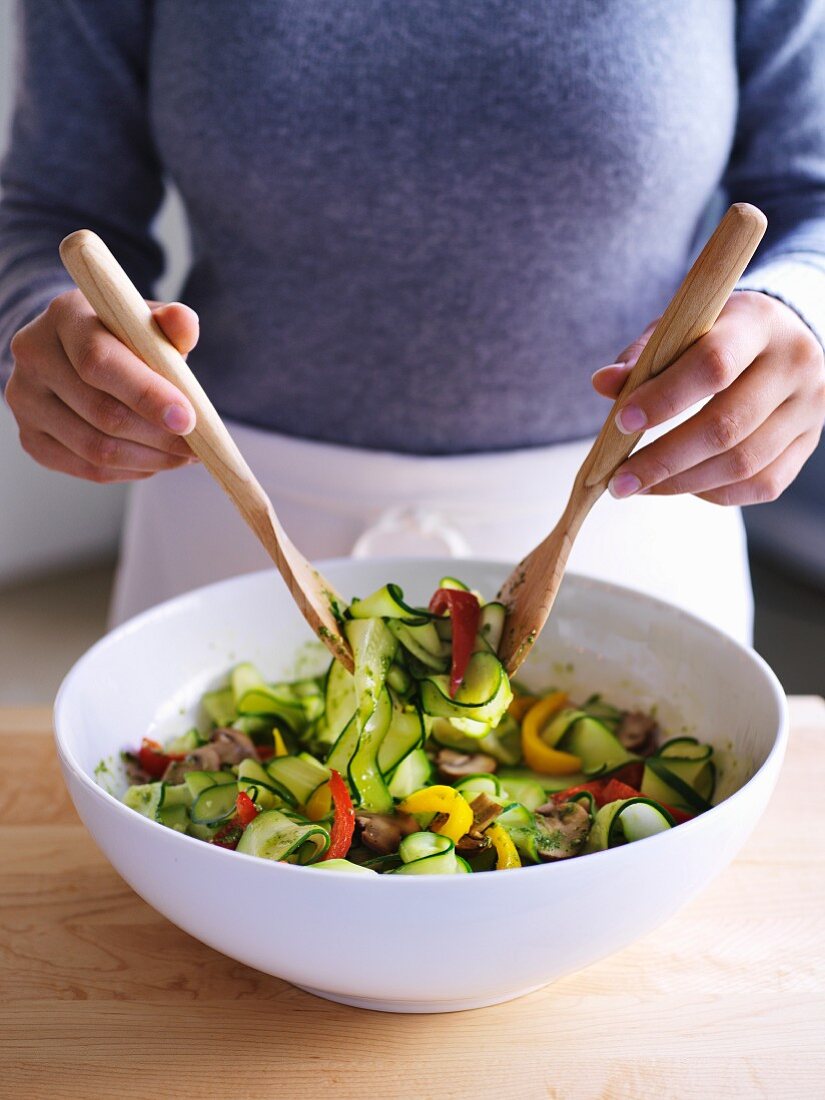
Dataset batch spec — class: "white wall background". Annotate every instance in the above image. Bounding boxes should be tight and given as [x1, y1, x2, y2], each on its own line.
[0, 0, 189, 584]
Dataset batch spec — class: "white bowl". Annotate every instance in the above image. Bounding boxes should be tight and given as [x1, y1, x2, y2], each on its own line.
[54, 559, 787, 1013]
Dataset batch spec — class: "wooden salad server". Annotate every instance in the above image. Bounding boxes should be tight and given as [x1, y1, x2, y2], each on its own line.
[60, 230, 354, 672]
[497, 202, 768, 675]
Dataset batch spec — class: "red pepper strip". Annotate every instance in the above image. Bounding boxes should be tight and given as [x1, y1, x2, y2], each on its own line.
[324, 769, 355, 860]
[255, 744, 275, 762]
[235, 791, 259, 827]
[553, 780, 606, 806]
[611, 761, 645, 790]
[428, 588, 481, 696]
[137, 737, 185, 780]
[212, 823, 243, 850]
[600, 778, 641, 805]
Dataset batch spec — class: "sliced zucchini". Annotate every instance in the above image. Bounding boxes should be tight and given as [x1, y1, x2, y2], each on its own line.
[420, 652, 512, 725]
[394, 831, 471, 875]
[236, 758, 288, 809]
[236, 809, 329, 864]
[190, 782, 239, 826]
[344, 618, 398, 812]
[202, 686, 236, 727]
[642, 757, 712, 813]
[377, 701, 424, 774]
[161, 782, 193, 809]
[164, 728, 203, 754]
[123, 782, 164, 819]
[478, 601, 506, 654]
[587, 796, 675, 851]
[348, 583, 427, 622]
[387, 619, 449, 671]
[453, 773, 505, 801]
[308, 858, 377, 874]
[266, 754, 330, 806]
[498, 774, 546, 811]
[157, 804, 189, 832]
[317, 657, 357, 749]
[347, 684, 394, 812]
[558, 716, 638, 776]
[184, 769, 235, 799]
[387, 747, 433, 800]
[325, 713, 361, 775]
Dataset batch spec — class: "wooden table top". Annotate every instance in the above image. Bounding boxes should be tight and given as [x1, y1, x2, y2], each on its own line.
[2, 698, 824, 1099]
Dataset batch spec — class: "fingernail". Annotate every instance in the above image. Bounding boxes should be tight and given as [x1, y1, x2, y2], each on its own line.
[615, 404, 647, 433]
[608, 472, 642, 499]
[163, 403, 194, 433]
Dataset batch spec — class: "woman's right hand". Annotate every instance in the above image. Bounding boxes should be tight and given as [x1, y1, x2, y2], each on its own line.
[4, 288, 199, 482]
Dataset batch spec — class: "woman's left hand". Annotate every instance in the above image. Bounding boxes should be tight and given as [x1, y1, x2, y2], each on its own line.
[591, 291, 825, 505]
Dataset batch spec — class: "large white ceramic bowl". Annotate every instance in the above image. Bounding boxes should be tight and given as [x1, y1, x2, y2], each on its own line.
[55, 559, 787, 1012]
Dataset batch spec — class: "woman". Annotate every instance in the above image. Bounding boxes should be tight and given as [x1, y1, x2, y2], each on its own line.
[2, 1, 824, 643]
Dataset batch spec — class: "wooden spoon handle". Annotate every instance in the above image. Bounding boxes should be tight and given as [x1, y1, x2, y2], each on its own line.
[59, 230, 275, 528]
[581, 203, 767, 491]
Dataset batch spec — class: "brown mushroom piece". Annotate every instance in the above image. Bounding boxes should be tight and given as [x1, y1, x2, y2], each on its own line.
[533, 800, 591, 861]
[455, 793, 502, 855]
[436, 747, 498, 780]
[355, 811, 419, 856]
[210, 726, 257, 765]
[617, 710, 659, 756]
[161, 744, 222, 783]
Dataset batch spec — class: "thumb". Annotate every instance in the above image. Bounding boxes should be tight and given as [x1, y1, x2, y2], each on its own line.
[151, 302, 200, 357]
[591, 317, 658, 399]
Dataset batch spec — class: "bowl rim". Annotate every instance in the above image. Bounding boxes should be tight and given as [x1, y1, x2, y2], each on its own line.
[54, 557, 789, 885]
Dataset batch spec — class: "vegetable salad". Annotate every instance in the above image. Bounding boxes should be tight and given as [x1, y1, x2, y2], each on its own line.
[119, 579, 716, 874]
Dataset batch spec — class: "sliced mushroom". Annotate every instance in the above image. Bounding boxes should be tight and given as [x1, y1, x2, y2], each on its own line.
[436, 748, 498, 779]
[456, 832, 491, 855]
[617, 711, 659, 756]
[210, 726, 257, 765]
[533, 801, 591, 861]
[469, 792, 502, 832]
[355, 811, 419, 856]
[162, 744, 222, 783]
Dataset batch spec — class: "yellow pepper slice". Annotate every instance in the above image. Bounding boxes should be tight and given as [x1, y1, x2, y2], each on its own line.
[521, 691, 582, 775]
[398, 785, 474, 844]
[487, 823, 521, 869]
[272, 728, 289, 758]
[508, 693, 537, 721]
[305, 781, 332, 821]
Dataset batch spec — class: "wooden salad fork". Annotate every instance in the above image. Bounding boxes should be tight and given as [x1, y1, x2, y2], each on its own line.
[60, 230, 354, 672]
[497, 202, 768, 675]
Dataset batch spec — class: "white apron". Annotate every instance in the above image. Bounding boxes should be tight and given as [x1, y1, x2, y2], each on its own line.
[110, 420, 753, 644]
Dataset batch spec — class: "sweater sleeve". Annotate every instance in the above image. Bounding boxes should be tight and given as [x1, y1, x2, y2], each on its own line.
[0, 0, 164, 388]
[727, 0, 825, 351]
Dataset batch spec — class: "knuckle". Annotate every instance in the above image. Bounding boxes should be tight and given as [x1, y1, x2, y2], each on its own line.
[701, 343, 737, 391]
[4, 369, 20, 408]
[755, 471, 783, 504]
[728, 446, 760, 483]
[74, 335, 110, 385]
[86, 429, 121, 467]
[133, 377, 163, 420]
[18, 427, 40, 459]
[92, 392, 131, 436]
[9, 327, 30, 365]
[704, 410, 742, 452]
[639, 452, 676, 484]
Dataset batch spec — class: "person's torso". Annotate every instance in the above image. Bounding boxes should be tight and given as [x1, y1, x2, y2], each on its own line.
[149, 0, 737, 453]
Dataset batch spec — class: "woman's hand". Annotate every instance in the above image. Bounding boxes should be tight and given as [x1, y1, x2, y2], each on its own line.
[591, 291, 825, 505]
[5, 289, 199, 482]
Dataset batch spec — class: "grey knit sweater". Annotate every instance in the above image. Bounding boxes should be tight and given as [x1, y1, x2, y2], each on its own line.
[1, 1, 824, 453]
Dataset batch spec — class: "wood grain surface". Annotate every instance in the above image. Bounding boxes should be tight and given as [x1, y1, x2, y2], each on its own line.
[2, 699, 824, 1100]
